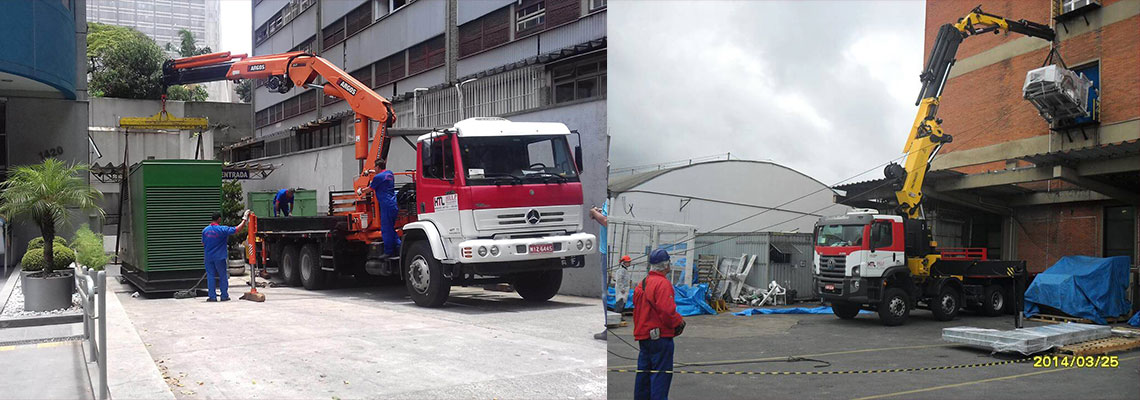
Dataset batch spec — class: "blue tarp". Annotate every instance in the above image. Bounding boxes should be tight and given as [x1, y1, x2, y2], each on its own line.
[605, 284, 717, 316]
[1024, 255, 1133, 325]
[733, 306, 872, 316]
[1130, 311, 1140, 327]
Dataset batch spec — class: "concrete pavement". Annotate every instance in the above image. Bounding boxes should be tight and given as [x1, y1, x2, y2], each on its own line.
[115, 276, 607, 399]
[606, 309, 1140, 399]
[0, 340, 94, 400]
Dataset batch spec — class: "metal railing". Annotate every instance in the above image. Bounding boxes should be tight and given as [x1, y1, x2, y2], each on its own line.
[75, 266, 108, 400]
[391, 66, 545, 128]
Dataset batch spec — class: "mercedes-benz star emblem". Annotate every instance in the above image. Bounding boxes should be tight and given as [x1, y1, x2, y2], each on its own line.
[525, 209, 541, 225]
[827, 259, 836, 268]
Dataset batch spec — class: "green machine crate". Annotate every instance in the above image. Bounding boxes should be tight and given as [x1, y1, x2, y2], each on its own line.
[248, 189, 317, 217]
[120, 160, 222, 293]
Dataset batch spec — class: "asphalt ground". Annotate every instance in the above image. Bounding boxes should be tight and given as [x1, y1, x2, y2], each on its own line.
[116, 274, 606, 399]
[606, 307, 1140, 399]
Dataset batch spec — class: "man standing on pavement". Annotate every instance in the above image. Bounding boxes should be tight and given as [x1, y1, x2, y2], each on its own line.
[201, 211, 248, 302]
[612, 255, 633, 315]
[273, 188, 294, 217]
[633, 249, 685, 400]
[588, 198, 609, 340]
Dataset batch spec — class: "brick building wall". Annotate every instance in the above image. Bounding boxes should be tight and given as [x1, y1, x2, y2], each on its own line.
[924, 0, 1139, 271]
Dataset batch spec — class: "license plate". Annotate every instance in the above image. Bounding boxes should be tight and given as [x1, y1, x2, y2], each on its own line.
[824, 284, 835, 291]
[528, 243, 554, 254]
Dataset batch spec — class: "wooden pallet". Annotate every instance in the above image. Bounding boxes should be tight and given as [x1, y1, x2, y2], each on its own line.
[1055, 336, 1140, 356]
[1027, 313, 1127, 325]
[606, 320, 628, 328]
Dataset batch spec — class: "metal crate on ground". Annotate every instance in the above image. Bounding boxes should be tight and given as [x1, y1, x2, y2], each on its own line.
[120, 160, 222, 292]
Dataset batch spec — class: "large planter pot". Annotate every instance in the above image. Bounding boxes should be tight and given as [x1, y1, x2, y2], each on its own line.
[228, 259, 248, 276]
[20, 269, 75, 312]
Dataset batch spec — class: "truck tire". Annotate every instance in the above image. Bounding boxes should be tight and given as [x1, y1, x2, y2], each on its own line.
[513, 269, 563, 302]
[280, 244, 302, 287]
[404, 241, 450, 307]
[831, 301, 861, 319]
[878, 287, 910, 326]
[931, 286, 961, 321]
[299, 244, 326, 290]
[981, 285, 1006, 317]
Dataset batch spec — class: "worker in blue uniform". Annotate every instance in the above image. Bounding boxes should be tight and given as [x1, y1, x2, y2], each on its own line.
[201, 210, 247, 302]
[273, 188, 294, 217]
[369, 160, 401, 258]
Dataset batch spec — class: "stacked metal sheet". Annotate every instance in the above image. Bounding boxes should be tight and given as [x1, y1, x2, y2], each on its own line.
[942, 323, 1111, 354]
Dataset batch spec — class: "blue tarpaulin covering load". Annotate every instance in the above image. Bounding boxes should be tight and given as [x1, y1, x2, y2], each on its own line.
[1024, 256, 1132, 325]
[606, 284, 717, 316]
[734, 306, 871, 316]
[1131, 311, 1140, 327]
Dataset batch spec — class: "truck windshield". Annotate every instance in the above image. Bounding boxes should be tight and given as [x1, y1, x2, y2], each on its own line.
[815, 224, 865, 247]
[459, 135, 580, 185]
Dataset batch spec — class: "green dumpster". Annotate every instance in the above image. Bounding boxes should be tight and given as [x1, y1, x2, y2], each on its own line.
[249, 189, 317, 217]
[120, 159, 222, 292]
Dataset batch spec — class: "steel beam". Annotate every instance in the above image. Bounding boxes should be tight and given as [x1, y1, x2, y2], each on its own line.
[1052, 166, 1139, 204]
[1008, 190, 1112, 207]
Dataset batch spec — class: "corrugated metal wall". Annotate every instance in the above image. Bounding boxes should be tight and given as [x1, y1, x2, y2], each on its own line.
[695, 232, 817, 300]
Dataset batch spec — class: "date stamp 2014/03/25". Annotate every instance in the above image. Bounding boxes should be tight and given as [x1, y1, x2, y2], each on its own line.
[1033, 355, 1119, 368]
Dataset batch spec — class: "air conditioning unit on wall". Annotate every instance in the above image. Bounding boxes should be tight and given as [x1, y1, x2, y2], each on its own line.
[1056, 0, 1101, 19]
[1023, 64, 1094, 125]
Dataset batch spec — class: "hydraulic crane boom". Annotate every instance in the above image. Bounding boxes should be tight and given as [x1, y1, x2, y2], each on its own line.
[886, 6, 1054, 219]
[162, 51, 397, 180]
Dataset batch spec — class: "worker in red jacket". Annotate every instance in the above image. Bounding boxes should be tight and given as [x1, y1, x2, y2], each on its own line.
[632, 248, 685, 400]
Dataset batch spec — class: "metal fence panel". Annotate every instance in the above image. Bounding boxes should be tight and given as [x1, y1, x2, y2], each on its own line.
[607, 217, 697, 287]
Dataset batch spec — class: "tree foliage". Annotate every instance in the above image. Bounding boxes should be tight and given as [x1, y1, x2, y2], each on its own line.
[0, 159, 104, 274]
[221, 180, 247, 256]
[235, 79, 253, 103]
[166, 29, 213, 58]
[72, 224, 110, 271]
[167, 83, 209, 101]
[88, 22, 165, 99]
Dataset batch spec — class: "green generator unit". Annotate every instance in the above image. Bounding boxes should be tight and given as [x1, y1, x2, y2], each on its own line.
[248, 189, 318, 217]
[120, 160, 222, 293]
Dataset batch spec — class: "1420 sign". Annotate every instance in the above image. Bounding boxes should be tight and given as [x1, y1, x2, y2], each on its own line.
[38, 146, 64, 160]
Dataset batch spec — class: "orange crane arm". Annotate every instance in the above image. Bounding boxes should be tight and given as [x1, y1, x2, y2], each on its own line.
[162, 51, 396, 170]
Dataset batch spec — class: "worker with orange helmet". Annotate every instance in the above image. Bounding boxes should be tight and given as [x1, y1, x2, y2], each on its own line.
[612, 255, 633, 314]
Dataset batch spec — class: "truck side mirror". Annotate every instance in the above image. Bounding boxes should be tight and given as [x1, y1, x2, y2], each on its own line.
[575, 146, 584, 172]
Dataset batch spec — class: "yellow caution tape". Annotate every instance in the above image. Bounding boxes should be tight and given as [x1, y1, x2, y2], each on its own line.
[608, 358, 1030, 375]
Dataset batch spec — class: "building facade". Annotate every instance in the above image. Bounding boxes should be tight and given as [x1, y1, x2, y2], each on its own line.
[1, 0, 93, 266]
[86, 0, 233, 102]
[234, 0, 608, 296]
[839, 0, 1138, 272]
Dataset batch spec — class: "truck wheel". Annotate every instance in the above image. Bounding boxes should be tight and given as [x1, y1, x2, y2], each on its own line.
[299, 244, 326, 290]
[280, 244, 302, 287]
[931, 286, 961, 321]
[981, 285, 1006, 317]
[878, 287, 910, 326]
[404, 241, 450, 307]
[513, 269, 563, 302]
[831, 301, 861, 319]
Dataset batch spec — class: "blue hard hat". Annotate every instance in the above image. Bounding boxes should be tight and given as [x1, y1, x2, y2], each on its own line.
[648, 249, 670, 265]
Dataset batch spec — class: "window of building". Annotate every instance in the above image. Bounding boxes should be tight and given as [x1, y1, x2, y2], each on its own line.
[589, 0, 606, 12]
[769, 245, 792, 264]
[1073, 62, 1100, 125]
[391, 0, 410, 12]
[550, 54, 605, 104]
[345, 2, 372, 38]
[282, 96, 300, 119]
[256, 109, 269, 127]
[515, 0, 545, 36]
[373, 51, 406, 87]
[544, 0, 580, 27]
[291, 36, 316, 54]
[1104, 206, 1135, 259]
[299, 91, 317, 114]
[1055, 0, 1101, 20]
[351, 66, 372, 89]
[408, 35, 445, 75]
[459, 6, 510, 58]
[322, 18, 346, 47]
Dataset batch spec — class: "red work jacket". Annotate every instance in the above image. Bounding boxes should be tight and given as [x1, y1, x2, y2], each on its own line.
[632, 271, 684, 340]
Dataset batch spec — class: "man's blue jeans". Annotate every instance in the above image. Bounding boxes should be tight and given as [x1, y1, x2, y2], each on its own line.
[204, 259, 229, 300]
[635, 337, 674, 400]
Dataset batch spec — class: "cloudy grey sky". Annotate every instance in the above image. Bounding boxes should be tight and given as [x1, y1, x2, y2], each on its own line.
[219, 0, 252, 55]
[609, 1, 926, 184]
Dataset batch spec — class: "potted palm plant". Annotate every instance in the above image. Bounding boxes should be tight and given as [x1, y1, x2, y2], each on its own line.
[0, 159, 103, 312]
